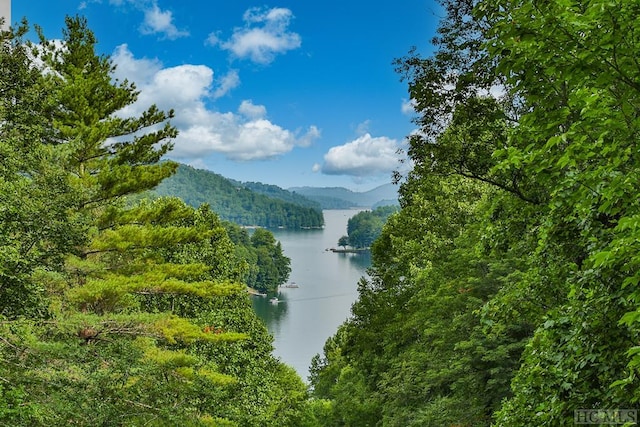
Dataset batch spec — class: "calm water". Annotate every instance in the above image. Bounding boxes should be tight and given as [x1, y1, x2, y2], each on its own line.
[252, 209, 371, 381]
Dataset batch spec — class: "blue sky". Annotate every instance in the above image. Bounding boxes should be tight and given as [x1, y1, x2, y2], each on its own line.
[12, 1, 440, 191]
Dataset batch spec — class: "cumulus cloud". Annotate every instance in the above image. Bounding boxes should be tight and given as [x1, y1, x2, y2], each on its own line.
[320, 133, 404, 177]
[140, 3, 189, 39]
[212, 7, 301, 64]
[86, 0, 188, 39]
[238, 99, 267, 119]
[212, 69, 240, 99]
[110, 44, 318, 161]
[112, 44, 163, 83]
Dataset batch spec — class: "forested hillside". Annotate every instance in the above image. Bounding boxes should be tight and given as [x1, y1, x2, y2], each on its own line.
[0, 18, 324, 426]
[223, 222, 291, 294]
[240, 181, 322, 210]
[338, 206, 399, 249]
[154, 164, 324, 228]
[289, 184, 399, 209]
[310, 0, 640, 425]
[5, 1, 640, 425]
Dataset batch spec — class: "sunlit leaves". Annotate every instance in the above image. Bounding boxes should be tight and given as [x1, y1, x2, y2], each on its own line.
[314, 0, 640, 425]
[0, 16, 313, 426]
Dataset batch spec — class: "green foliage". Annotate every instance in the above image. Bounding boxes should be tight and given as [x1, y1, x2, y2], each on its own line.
[476, 0, 640, 422]
[38, 16, 178, 203]
[343, 205, 398, 249]
[313, 0, 640, 425]
[250, 229, 291, 292]
[0, 16, 311, 426]
[290, 184, 399, 210]
[313, 173, 532, 425]
[241, 181, 322, 210]
[154, 164, 324, 228]
[222, 222, 291, 293]
[0, 21, 85, 318]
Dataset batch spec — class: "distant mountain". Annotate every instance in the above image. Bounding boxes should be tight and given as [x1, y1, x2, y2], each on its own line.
[153, 164, 324, 228]
[239, 181, 322, 211]
[372, 199, 400, 210]
[288, 184, 399, 209]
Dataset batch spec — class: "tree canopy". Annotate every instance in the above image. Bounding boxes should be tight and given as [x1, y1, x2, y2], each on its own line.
[5, 2, 640, 424]
[310, 0, 640, 425]
[0, 17, 317, 426]
[154, 164, 325, 229]
[339, 206, 399, 249]
[223, 222, 291, 293]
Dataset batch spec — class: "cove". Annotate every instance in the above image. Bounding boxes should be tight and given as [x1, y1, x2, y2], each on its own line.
[252, 209, 371, 381]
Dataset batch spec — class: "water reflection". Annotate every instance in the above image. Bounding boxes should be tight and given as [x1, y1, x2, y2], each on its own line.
[340, 251, 372, 270]
[251, 210, 371, 380]
[251, 292, 289, 332]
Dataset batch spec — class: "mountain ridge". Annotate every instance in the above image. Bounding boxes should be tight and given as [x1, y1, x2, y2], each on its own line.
[153, 164, 324, 228]
[153, 163, 399, 225]
[288, 183, 399, 209]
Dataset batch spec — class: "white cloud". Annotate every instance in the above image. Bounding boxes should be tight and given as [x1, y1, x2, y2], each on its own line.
[216, 7, 301, 64]
[140, 3, 189, 39]
[320, 133, 403, 177]
[298, 125, 320, 148]
[205, 32, 220, 47]
[212, 69, 240, 99]
[88, 0, 188, 39]
[238, 99, 267, 119]
[356, 120, 370, 135]
[110, 45, 318, 162]
[112, 44, 163, 83]
[401, 98, 417, 115]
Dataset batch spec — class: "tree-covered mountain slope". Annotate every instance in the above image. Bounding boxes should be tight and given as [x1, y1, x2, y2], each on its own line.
[289, 184, 399, 209]
[153, 164, 324, 228]
[239, 180, 322, 210]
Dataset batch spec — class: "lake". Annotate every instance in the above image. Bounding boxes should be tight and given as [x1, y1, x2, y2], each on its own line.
[251, 209, 371, 382]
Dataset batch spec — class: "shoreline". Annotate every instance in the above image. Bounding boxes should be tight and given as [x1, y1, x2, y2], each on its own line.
[327, 247, 370, 254]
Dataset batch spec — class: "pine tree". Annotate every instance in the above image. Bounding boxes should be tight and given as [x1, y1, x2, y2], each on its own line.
[0, 21, 84, 318]
[37, 15, 178, 209]
[1, 17, 310, 425]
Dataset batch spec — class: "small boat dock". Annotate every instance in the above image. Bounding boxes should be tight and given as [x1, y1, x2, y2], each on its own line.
[280, 282, 299, 288]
